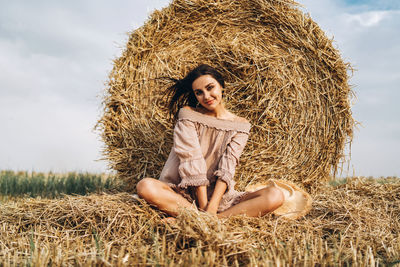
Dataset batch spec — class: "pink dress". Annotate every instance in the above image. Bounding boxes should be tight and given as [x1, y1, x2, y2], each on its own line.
[159, 107, 252, 212]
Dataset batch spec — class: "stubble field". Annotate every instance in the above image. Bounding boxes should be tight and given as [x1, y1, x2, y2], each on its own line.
[0, 171, 399, 266]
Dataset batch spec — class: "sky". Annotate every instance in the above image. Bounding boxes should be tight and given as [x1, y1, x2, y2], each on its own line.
[0, 0, 398, 177]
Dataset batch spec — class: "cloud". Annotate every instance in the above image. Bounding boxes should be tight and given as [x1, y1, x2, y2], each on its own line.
[0, 0, 170, 173]
[0, 94, 105, 172]
[0, 0, 171, 102]
[344, 11, 388, 26]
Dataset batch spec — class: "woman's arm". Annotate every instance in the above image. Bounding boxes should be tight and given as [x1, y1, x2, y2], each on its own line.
[205, 180, 227, 214]
[173, 118, 209, 189]
[196, 186, 208, 210]
[172, 111, 211, 211]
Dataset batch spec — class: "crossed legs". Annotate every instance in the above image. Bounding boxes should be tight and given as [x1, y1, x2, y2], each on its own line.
[136, 177, 284, 218]
[136, 178, 195, 216]
[217, 186, 284, 218]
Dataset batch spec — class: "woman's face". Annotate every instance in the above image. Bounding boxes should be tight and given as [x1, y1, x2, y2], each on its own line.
[192, 74, 223, 111]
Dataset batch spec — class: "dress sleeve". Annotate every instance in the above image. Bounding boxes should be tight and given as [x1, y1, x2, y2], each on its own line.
[213, 131, 249, 191]
[173, 119, 209, 188]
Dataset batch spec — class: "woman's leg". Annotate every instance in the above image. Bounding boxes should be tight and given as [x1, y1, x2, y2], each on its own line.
[136, 178, 196, 217]
[217, 185, 284, 218]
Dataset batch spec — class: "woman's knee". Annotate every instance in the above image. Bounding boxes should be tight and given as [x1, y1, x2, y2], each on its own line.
[261, 186, 284, 210]
[136, 177, 158, 199]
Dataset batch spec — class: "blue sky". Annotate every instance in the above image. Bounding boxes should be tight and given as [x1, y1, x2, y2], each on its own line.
[0, 0, 399, 177]
[342, 0, 399, 9]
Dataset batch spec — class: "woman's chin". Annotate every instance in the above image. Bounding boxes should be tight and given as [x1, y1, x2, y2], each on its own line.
[202, 105, 216, 111]
[199, 101, 222, 111]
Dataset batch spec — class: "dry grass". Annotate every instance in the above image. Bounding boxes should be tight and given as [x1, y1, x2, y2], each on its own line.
[1, 177, 399, 266]
[96, 0, 354, 191]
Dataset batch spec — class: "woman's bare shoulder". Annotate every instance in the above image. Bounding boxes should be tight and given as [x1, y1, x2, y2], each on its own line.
[182, 105, 194, 111]
[182, 105, 204, 113]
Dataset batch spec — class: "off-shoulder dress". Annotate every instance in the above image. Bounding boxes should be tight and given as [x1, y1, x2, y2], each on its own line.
[159, 107, 252, 212]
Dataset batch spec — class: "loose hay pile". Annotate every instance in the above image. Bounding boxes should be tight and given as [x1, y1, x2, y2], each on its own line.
[1, 178, 399, 265]
[97, 0, 354, 190]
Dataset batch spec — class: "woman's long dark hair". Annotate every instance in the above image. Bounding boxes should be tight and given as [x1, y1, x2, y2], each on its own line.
[164, 64, 225, 121]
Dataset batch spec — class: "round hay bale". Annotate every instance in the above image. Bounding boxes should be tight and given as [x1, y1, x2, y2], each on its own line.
[97, 0, 354, 191]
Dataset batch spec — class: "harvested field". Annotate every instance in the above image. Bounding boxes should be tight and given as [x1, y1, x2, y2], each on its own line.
[1, 177, 399, 266]
[97, 0, 354, 190]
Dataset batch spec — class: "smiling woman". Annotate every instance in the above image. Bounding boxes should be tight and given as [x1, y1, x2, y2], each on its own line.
[98, 0, 354, 195]
[136, 64, 286, 218]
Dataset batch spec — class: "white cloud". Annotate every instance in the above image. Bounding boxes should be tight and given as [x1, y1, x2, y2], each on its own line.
[0, 95, 105, 172]
[0, 0, 170, 173]
[344, 11, 388, 27]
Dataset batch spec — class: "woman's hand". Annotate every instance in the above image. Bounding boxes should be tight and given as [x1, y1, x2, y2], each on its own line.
[206, 180, 227, 215]
[205, 202, 218, 215]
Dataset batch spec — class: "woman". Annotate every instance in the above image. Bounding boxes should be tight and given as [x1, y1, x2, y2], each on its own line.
[137, 64, 284, 219]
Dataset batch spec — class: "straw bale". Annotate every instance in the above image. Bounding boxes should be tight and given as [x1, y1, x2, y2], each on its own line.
[97, 0, 354, 190]
[1, 178, 399, 265]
